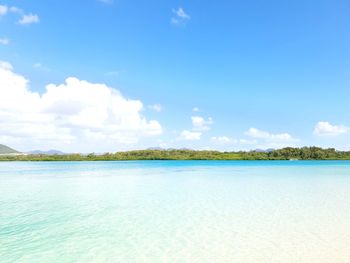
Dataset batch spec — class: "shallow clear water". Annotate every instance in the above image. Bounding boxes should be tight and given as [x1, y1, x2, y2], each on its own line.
[1, 161, 350, 263]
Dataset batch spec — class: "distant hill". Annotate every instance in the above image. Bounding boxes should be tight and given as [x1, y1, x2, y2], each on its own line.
[28, 150, 65, 155]
[254, 148, 275, 153]
[146, 147, 164, 151]
[0, 144, 19, 154]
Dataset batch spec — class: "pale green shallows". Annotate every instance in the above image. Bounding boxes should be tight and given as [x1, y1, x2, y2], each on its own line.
[1, 161, 350, 263]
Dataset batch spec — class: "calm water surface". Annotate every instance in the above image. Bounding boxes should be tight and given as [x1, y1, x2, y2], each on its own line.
[1, 161, 350, 262]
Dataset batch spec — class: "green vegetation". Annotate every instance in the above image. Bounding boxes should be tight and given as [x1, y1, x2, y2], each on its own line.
[0, 144, 18, 154]
[1, 147, 350, 161]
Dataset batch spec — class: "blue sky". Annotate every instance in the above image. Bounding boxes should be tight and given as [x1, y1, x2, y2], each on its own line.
[0, 0, 349, 152]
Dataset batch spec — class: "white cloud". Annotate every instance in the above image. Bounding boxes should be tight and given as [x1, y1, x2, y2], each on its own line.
[314, 121, 348, 136]
[18, 13, 39, 25]
[180, 130, 201, 140]
[0, 38, 9, 45]
[192, 116, 213, 131]
[0, 61, 13, 70]
[0, 5, 39, 26]
[178, 115, 212, 142]
[0, 61, 162, 152]
[244, 127, 298, 149]
[245, 128, 296, 142]
[148, 104, 162, 112]
[0, 5, 8, 16]
[171, 7, 190, 25]
[211, 136, 232, 144]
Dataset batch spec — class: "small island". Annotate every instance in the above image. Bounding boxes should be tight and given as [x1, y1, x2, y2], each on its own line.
[1, 144, 350, 161]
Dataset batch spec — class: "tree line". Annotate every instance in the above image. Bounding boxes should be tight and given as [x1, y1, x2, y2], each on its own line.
[1, 147, 350, 161]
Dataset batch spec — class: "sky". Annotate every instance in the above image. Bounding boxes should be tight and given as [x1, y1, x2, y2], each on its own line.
[0, 0, 350, 153]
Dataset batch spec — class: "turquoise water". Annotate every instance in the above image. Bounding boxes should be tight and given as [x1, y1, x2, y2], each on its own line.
[1, 161, 350, 263]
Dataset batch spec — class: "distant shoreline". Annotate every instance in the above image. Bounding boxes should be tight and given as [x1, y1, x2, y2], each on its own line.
[1, 147, 350, 161]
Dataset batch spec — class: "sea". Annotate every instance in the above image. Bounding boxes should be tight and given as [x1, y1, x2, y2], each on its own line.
[1, 161, 350, 262]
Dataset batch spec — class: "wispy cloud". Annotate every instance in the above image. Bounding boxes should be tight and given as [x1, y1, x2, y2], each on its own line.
[0, 5, 8, 16]
[0, 4, 39, 25]
[245, 127, 298, 149]
[211, 136, 232, 144]
[9, 6, 23, 14]
[98, 0, 114, 4]
[18, 13, 39, 25]
[0, 37, 9, 45]
[33, 63, 50, 72]
[104, 70, 125, 77]
[148, 104, 162, 112]
[314, 121, 348, 136]
[180, 130, 201, 140]
[171, 7, 190, 25]
[239, 139, 258, 145]
[245, 127, 297, 142]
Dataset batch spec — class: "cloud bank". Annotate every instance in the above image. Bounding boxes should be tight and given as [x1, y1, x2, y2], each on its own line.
[0, 62, 162, 152]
